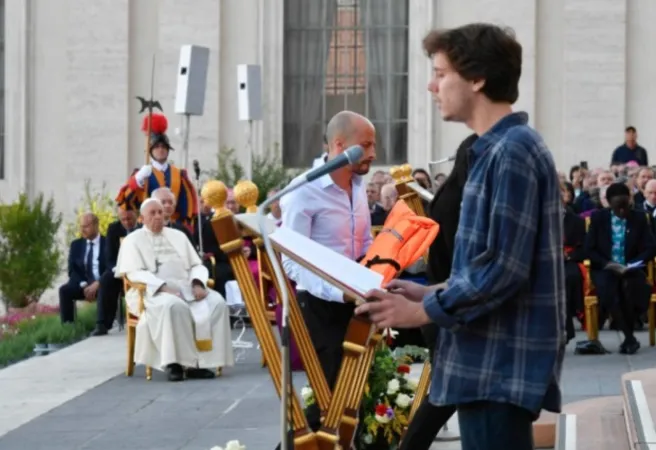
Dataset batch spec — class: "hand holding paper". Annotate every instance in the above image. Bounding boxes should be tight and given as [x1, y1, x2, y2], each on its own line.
[355, 289, 432, 329]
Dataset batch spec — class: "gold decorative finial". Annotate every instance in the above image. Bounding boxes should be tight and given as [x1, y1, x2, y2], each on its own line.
[234, 179, 259, 213]
[389, 166, 402, 183]
[400, 163, 413, 182]
[201, 180, 228, 218]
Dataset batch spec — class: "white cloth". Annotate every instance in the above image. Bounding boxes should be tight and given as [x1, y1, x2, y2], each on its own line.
[115, 227, 234, 370]
[280, 158, 373, 302]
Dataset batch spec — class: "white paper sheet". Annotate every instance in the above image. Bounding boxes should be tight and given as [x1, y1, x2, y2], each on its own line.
[270, 226, 384, 295]
[235, 212, 384, 295]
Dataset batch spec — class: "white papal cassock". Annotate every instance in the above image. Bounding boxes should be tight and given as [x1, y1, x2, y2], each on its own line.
[115, 226, 234, 371]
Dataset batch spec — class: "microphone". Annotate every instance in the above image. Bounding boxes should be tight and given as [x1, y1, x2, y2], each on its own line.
[255, 144, 363, 449]
[305, 145, 364, 182]
[428, 155, 456, 166]
[193, 159, 201, 180]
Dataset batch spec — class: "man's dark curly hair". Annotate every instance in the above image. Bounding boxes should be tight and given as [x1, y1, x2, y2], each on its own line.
[422, 23, 522, 104]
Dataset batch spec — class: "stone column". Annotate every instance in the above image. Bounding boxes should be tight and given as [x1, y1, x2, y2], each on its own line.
[406, 0, 436, 169]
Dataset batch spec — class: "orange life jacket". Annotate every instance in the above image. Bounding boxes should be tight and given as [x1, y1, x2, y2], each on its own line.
[360, 201, 440, 285]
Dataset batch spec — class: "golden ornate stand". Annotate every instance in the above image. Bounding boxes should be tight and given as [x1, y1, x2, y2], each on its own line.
[203, 179, 383, 449]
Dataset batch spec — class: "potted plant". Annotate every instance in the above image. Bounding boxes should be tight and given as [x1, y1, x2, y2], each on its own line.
[302, 342, 419, 450]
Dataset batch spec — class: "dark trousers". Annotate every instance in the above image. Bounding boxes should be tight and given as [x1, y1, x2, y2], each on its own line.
[591, 269, 649, 340]
[399, 398, 456, 450]
[458, 401, 534, 450]
[298, 291, 355, 431]
[59, 282, 84, 323]
[97, 270, 122, 328]
[565, 261, 584, 341]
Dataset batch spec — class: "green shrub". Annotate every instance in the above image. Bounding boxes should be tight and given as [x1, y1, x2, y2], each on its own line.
[208, 145, 301, 205]
[0, 193, 63, 309]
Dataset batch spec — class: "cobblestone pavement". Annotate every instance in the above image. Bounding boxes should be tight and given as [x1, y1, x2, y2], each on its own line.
[0, 327, 653, 450]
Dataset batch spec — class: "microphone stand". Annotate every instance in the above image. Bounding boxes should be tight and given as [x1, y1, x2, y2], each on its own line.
[255, 145, 363, 449]
[257, 178, 304, 450]
[193, 162, 204, 255]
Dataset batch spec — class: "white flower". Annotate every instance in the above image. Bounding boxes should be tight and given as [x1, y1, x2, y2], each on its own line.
[363, 433, 374, 444]
[387, 378, 400, 395]
[406, 378, 418, 392]
[225, 441, 246, 450]
[382, 328, 399, 339]
[395, 393, 413, 409]
[301, 386, 314, 403]
[375, 414, 391, 424]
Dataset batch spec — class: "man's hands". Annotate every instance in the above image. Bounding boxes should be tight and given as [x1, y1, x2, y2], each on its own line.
[384, 279, 446, 302]
[135, 164, 152, 185]
[83, 281, 99, 300]
[158, 284, 184, 299]
[355, 288, 431, 329]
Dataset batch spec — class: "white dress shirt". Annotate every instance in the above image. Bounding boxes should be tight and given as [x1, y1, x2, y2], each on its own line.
[280, 160, 373, 302]
[80, 234, 101, 287]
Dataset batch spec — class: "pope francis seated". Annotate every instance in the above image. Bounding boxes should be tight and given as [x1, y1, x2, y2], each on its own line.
[115, 197, 234, 381]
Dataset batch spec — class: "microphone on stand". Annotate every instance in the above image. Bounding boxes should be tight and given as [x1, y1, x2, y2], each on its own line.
[256, 145, 364, 449]
[428, 155, 456, 166]
[193, 159, 204, 254]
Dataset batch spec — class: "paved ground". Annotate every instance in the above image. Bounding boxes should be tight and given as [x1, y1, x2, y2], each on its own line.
[0, 326, 654, 450]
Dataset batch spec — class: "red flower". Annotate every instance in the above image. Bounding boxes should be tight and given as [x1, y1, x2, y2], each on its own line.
[375, 404, 388, 416]
[397, 365, 411, 374]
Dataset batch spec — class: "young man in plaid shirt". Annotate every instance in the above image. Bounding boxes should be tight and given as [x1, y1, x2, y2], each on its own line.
[357, 23, 566, 450]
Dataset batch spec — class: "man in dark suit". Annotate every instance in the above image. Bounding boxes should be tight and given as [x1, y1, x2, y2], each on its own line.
[195, 207, 234, 298]
[585, 182, 656, 354]
[59, 213, 106, 323]
[90, 208, 138, 336]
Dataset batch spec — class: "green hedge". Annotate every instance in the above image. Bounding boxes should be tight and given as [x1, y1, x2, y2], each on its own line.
[0, 303, 97, 368]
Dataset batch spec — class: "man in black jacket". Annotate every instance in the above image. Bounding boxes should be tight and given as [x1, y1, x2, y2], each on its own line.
[585, 182, 656, 354]
[562, 196, 586, 342]
[59, 213, 107, 324]
[398, 133, 477, 450]
[90, 208, 137, 336]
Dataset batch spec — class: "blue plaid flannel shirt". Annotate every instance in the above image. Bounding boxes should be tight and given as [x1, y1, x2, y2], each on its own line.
[423, 112, 567, 416]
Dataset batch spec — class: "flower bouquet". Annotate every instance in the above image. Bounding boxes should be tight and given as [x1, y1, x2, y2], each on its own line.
[210, 440, 246, 450]
[301, 340, 418, 450]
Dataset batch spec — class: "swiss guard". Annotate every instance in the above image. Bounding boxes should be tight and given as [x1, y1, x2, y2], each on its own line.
[115, 113, 198, 229]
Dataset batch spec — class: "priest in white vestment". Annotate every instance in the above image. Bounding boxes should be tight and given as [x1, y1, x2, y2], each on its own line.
[115, 198, 234, 381]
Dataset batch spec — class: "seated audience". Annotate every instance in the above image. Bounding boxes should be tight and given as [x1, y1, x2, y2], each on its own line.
[225, 188, 240, 215]
[59, 213, 106, 323]
[412, 168, 433, 191]
[366, 182, 386, 226]
[91, 208, 138, 336]
[115, 198, 234, 381]
[562, 183, 586, 342]
[585, 183, 656, 354]
[380, 183, 398, 214]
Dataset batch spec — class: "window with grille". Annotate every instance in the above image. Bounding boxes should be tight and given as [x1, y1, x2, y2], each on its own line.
[283, 0, 409, 168]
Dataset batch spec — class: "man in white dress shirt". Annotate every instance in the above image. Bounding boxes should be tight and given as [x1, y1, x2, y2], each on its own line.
[280, 110, 376, 430]
[115, 198, 234, 382]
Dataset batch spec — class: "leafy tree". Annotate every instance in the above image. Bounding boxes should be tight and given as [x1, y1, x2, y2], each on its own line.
[0, 194, 63, 309]
[208, 145, 301, 205]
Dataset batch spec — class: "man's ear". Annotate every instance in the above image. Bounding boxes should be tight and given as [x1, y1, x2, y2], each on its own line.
[471, 78, 486, 93]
